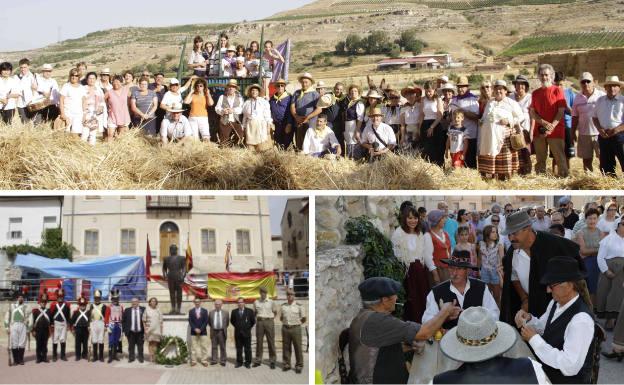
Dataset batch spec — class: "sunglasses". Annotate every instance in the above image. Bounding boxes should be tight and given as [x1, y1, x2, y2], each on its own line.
[581, 80, 591, 84]
[70, 74, 79, 78]
[492, 220, 500, 223]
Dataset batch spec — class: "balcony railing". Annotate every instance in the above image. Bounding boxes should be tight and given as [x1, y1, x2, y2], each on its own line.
[146, 196, 192, 210]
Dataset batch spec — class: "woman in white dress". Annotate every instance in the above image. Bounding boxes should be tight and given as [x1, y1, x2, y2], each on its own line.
[241, 84, 273, 151]
[142, 297, 163, 363]
[598, 202, 620, 236]
[391, 205, 439, 323]
[83, 72, 106, 145]
[59, 68, 87, 138]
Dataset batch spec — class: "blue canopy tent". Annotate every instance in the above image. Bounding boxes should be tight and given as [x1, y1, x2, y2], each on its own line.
[13, 254, 147, 301]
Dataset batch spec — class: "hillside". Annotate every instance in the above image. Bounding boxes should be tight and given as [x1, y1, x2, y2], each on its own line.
[1, 0, 623, 83]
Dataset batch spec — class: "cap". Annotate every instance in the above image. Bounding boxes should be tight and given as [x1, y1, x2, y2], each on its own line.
[358, 277, 401, 301]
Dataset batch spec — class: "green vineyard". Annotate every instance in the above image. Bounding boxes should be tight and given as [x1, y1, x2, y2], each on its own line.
[501, 31, 624, 57]
[329, 0, 576, 10]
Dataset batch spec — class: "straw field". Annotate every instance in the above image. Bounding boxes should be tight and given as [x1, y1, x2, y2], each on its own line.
[0, 122, 620, 190]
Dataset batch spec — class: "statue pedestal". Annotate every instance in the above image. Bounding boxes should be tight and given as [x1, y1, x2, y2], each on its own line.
[162, 314, 191, 343]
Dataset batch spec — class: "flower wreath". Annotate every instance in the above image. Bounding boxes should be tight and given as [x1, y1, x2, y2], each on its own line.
[155, 335, 189, 366]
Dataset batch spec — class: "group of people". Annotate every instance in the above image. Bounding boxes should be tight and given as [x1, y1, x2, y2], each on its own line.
[347, 196, 624, 383]
[4, 286, 307, 374]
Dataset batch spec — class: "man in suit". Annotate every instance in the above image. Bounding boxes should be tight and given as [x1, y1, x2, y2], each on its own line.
[230, 297, 256, 368]
[188, 296, 209, 366]
[122, 297, 145, 363]
[208, 299, 229, 366]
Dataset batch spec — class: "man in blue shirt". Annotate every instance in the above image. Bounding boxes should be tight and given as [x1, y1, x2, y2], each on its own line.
[438, 201, 458, 250]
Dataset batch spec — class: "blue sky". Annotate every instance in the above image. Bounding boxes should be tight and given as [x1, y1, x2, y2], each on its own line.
[0, 0, 313, 52]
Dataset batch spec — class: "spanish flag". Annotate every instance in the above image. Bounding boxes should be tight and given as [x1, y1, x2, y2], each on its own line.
[185, 236, 193, 272]
[207, 272, 276, 301]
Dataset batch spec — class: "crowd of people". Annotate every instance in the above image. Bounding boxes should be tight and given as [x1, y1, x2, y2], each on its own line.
[1, 45, 622, 178]
[347, 196, 624, 384]
[4, 287, 306, 374]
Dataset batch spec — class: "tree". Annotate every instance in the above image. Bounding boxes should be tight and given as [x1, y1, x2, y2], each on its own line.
[345, 34, 362, 55]
[335, 41, 346, 54]
[3, 228, 75, 261]
[364, 31, 390, 54]
[397, 29, 426, 55]
[389, 44, 402, 59]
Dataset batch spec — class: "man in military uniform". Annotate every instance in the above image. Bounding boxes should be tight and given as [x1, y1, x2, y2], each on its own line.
[162, 244, 186, 315]
[31, 293, 51, 363]
[253, 286, 277, 369]
[49, 288, 70, 361]
[280, 289, 306, 374]
[105, 289, 123, 363]
[89, 290, 107, 362]
[4, 294, 30, 365]
[71, 296, 91, 361]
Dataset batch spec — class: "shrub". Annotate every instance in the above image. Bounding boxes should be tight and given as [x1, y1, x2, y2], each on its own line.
[3, 228, 75, 261]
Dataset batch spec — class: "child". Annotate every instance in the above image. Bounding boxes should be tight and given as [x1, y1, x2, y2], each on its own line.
[221, 46, 237, 77]
[302, 114, 341, 158]
[261, 40, 285, 98]
[454, 226, 478, 278]
[445, 109, 469, 168]
[478, 224, 504, 307]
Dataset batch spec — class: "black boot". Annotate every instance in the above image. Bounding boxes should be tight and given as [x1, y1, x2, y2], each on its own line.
[113, 347, 119, 361]
[52, 343, 58, 362]
[107, 348, 113, 364]
[99, 344, 104, 362]
[11, 349, 17, 366]
[60, 343, 67, 361]
[91, 344, 97, 362]
[19, 348, 25, 365]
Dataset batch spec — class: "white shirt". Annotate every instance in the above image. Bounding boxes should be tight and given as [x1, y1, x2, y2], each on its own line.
[0, 76, 19, 110]
[344, 101, 365, 145]
[382, 105, 401, 125]
[572, 89, 605, 136]
[34, 75, 60, 105]
[302, 126, 339, 155]
[511, 248, 531, 294]
[510, 92, 533, 133]
[597, 217, 618, 234]
[221, 58, 234, 77]
[188, 50, 206, 68]
[597, 230, 624, 273]
[422, 97, 439, 120]
[527, 295, 594, 377]
[451, 94, 480, 139]
[391, 228, 436, 271]
[532, 217, 552, 232]
[241, 97, 272, 124]
[215, 94, 243, 117]
[360, 122, 397, 150]
[60, 83, 87, 116]
[14, 72, 36, 107]
[160, 115, 193, 139]
[593, 94, 624, 130]
[422, 279, 500, 324]
[447, 127, 466, 153]
[563, 228, 573, 240]
[161, 91, 183, 110]
[400, 102, 421, 128]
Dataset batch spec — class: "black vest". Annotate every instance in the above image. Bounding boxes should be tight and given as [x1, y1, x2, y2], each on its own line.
[433, 357, 538, 384]
[432, 278, 486, 329]
[540, 297, 594, 384]
[345, 100, 361, 122]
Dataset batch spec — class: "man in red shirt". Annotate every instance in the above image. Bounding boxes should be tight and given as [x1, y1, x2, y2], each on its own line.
[530, 64, 568, 177]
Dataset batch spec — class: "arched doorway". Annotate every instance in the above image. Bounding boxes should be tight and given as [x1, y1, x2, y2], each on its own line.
[159, 221, 179, 262]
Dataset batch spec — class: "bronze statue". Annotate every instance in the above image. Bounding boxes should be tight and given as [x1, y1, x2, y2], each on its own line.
[162, 244, 186, 315]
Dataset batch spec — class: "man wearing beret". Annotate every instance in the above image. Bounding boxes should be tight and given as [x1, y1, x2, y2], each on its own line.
[422, 250, 500, 330]
[349, 276, 461, 384]
[500, 210, 590, 327]
[515, 257, 595, 384]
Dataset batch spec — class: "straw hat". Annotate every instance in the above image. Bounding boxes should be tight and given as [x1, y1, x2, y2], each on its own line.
[169, 102, 186, 113]
[245, 83, 262, 97]
[440, 82, 457, 93]
[362, 89, 383, 100]
[298, 72, 315, 83]
[456, 76, 470, 87]
[316, 80, 328, 90]
[401, 86, 421, 98]
[42, 63, 53, 71]
[440, 306, 516, 363]
[368, 107, 383, 117]
[493, 79, 509, 91]
[225, 79, 240, 89]
[274, 78, 288, 86]
[100, 68, 111, 75]
[226, 45, 237, 53]
[317, 93, 336, 109]
[603, 75, 624, 87]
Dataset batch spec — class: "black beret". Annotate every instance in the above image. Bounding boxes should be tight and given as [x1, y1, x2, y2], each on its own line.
[358, 277, 401, 301]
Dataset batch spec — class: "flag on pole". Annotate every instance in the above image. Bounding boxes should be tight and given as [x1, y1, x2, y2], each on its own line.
[225, 242, 233, 272]
[272, 39, 291, 82]
[177, 36, 188, 82]
[185, 235, 193, 272]
[145, 235, 152, 280]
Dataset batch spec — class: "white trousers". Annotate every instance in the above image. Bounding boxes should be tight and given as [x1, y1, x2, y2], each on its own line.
[9, 322, 27, 348]
[53, 320, 67, 343]
[189, 116, 210, 140]
[91, 320, 105, 344]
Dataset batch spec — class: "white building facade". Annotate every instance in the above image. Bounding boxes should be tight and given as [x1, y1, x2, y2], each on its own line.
[0, 197, 63, 248]
[61, 195, 274, 273]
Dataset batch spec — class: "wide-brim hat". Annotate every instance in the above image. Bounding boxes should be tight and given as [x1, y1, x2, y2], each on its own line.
[440, 250, 478, 270]
[501, 210, 532, 236]
[42, 63, 53, 71]
[317, 93, 336, 109]
[274, 78, 288, 86]
[245, 83, 262, 97]
[540, 256, 586, 285]
[100, 68, 111, 75]
[316, 80, 327, 89]
[362, 89, 383, 100]
[456, 76, 470, 87]
[226, 45, 237, 52]
[602, 76, 624, 87]
[225, 79, 240, 89]
[401, 86, 421, 98]
[168, 102, 186, 113]
[368, 107, 383, 117]
[512, 75, 530, 86]
[440, 306, 516, 363]
[298, 72, 315, 83]
[493, 79, 508, 90]
[440, 82, 457, 94]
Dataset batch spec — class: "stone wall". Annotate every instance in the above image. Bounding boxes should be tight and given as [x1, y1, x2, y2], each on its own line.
[315, 245, 364, 384]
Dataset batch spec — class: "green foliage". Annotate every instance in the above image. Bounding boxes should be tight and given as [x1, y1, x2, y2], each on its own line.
[32, 50, 98, 67]
[389, 44, 402, 59]
[345, 34, 363, 55]
[502, 31, 624, 57]
[510, 29, 519, 36]
[519, 68, 531, 76]
[504, 73, 516, 82]
[3, 228, 75, 261]
[396, 29, 427, 55]
[364, 31, 391, 54]
[155, 336, 189, 366]
[345, 216, 406, 317]
[468, 73, 484, 86]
